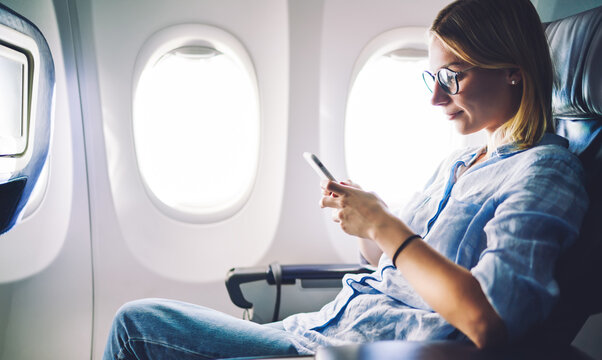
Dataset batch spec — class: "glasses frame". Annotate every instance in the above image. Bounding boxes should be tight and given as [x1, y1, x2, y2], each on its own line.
[422, 66, 477, 95]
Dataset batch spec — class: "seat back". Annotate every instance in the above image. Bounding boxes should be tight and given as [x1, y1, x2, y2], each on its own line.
[529, 5, 602, 345]
[0, 3, 54, 234]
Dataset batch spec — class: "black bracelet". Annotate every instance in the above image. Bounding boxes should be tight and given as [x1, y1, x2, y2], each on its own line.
[392, 234, 421, 268]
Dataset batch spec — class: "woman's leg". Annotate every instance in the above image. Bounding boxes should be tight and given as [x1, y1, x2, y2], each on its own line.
[103, 298, 301, 360]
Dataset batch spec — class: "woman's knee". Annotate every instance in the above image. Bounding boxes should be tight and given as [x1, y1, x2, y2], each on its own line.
[111, 298, 171, 335]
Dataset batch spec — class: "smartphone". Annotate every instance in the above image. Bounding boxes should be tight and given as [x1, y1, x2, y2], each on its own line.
[303, 152, 337, 181]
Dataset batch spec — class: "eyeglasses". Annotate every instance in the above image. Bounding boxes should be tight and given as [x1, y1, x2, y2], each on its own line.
[422, 66, 477, 95]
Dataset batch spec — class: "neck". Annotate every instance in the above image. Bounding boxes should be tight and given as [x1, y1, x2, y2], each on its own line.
[485, 127, 511, 158]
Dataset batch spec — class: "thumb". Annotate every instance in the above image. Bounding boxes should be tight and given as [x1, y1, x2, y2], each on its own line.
[326, 181, 352, 196]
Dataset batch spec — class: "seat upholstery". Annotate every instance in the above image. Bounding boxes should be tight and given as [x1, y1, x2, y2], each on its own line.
[527, 5, 602, 345]
[0, 3, 54, 234]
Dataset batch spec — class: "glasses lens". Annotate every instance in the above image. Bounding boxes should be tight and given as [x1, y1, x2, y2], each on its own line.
[422, 71, 435, 93]
[438, 69, 457, 94]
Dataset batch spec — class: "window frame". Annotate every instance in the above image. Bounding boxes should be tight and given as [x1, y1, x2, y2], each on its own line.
[132, 24, 261, 223]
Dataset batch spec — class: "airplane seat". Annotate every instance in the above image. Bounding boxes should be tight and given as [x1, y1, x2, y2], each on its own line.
[0, 3, 54, 235]
[524, 4, 602, 346]
[225, 5, 601, 359]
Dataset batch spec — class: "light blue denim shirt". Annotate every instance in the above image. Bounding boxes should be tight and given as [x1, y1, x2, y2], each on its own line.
[283, 133, 588, 354]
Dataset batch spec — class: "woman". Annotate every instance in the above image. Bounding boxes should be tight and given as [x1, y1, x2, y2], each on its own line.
[103, 0, 588, 358]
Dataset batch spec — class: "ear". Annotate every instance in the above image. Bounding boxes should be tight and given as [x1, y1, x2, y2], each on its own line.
[506, 68, 522, 85]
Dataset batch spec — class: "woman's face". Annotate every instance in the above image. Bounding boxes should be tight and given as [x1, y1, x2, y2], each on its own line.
[428, 37, 521, 135]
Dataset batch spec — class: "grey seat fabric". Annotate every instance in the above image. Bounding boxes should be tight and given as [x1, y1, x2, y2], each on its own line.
[526, 5, 602, 345]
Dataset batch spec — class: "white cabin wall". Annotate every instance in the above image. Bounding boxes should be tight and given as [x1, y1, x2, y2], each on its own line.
[265, 0, 345, 264]
[70, 1, 455, 358]
[63, 0, 294, 358]
[0, 0, 93, 359]
[0, 0, 599, 359]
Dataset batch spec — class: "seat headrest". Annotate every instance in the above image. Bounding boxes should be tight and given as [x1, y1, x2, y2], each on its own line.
[533, 6, 602, 344]
[545, 6, 602, 121]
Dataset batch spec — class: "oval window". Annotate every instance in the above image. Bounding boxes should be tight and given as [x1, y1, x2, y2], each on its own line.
[133, 44, 260, 221]
[345, 48, 464, 210]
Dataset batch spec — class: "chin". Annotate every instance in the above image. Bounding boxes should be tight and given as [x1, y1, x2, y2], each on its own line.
[453, 121, 473, 135]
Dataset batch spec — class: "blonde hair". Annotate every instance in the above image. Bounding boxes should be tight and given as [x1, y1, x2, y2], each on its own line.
[430, 0, 553, 148]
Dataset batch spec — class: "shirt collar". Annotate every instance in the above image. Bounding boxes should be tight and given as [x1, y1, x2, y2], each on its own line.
[492, 133, 569, 158]
[459, 133, 569, 167]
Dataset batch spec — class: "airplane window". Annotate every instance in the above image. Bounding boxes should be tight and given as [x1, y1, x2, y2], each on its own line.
[345, 49, 464, 210]
[133, 45, 259, 221]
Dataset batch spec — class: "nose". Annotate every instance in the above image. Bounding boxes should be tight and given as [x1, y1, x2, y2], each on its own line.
[430, 81, 450, 106]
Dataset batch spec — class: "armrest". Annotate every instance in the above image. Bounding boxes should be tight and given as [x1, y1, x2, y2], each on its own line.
[225, 264, 373, 309]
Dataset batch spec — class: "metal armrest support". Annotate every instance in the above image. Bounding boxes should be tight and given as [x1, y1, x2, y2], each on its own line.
[225, 264, 373, 310]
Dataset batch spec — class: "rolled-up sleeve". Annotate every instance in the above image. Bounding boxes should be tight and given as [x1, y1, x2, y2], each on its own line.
[470, 155, 588, 342]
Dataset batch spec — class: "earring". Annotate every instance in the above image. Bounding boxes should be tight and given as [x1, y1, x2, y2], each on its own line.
[511, 80, 516, 85]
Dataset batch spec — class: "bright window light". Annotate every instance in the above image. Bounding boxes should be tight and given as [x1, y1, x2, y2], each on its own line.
[134, 46, 259, 217]
[345, 52, 464, 210]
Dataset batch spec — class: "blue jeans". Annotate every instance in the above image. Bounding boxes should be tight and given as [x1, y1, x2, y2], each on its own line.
[103, 298, 302, 359]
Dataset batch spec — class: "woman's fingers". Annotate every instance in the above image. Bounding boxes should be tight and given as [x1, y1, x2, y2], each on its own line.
[321, 179, 355, 197]
[325, 180, 350, 196]
[319, 180, 388, 240]
[342, 179, 362, 189]
[320, 193, 339, 208]
[320, 179, 330, 189]
[319, 195, 342, 223]
[331, 209, 341, 223]
[320, 180, 367, 210]
[320, 179, 333, 196]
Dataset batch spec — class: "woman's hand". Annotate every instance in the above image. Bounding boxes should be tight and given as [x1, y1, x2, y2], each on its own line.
[319, 181, 506, 347]
[320, 179, 362, 196]
[320, 180, 392, 241]
[319, 179, 383, 266]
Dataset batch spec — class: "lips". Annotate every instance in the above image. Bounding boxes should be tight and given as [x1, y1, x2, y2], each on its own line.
[446, 110, 463, 120]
